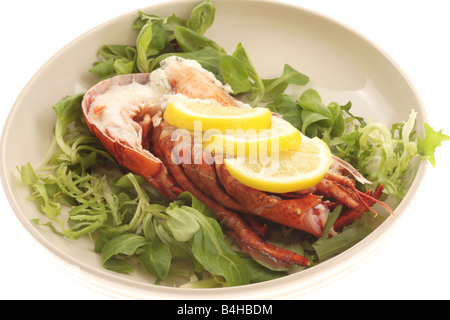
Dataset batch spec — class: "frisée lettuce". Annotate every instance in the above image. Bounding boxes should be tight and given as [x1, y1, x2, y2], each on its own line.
[268, 89, 450, 198]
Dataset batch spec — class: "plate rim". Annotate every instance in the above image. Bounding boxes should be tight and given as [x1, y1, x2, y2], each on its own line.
[0, 0, 429, 299]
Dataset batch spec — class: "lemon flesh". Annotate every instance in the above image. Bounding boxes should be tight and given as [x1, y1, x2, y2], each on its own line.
[204, 116, 302, 157]
[163, 98, 272, 132]
[224, 136, 332, 193]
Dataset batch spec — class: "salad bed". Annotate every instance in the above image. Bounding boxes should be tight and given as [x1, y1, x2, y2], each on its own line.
[19, 0, 449, 288]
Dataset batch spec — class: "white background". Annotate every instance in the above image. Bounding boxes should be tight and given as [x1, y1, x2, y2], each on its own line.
[1, 0, 449, 300]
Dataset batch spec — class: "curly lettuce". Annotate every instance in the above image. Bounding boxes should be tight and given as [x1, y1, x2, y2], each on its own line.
[332, 110, 449, 197]
[269, 88, 449, 198]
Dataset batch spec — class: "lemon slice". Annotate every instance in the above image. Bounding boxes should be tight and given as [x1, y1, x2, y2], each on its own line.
[204, 116, 302, 156]
[163, 98, 271, 132]
[224, 136, 332, 193]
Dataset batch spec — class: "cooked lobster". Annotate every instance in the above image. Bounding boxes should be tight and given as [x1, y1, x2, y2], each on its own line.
[81, 57, 384, 269]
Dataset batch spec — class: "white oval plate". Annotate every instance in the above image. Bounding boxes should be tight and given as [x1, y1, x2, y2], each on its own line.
[0, 0, 428, 299]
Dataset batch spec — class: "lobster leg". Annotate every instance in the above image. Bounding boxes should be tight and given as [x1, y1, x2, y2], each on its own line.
[190, 144, 268, 237]
[157, 125, 310, 267]
[191, 145, 249, 213]
[333, 184, 384, 231]
[216, 163, 325, 238]
[314, 179, 361, 209]
[319, 171, 388, 230]
[180, 144, 213, 195]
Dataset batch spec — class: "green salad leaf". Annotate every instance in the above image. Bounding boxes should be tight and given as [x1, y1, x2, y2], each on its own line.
[219, 54, 253, 94]
[173, 192, 251, 287]
[100, 234, 147, 273]
[268, 88, 353, 139]
[186, 0, 216, 35]
[140, 237, 172, 284]
[418, 123, 450, 167]
[262, 64, 309, 103]
[311, 206, 373, 262]
[90, 45, 137, 79]
[174, 26, 226, 54]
